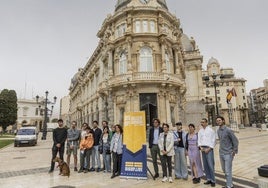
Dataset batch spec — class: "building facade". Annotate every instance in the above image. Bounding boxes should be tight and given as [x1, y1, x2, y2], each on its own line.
[202, 57, 249, 126]
[17, 98, 44, 131]
[60, 95, 71, 127]
[69, 0, 205, 127]
[249, 79, 268, 124]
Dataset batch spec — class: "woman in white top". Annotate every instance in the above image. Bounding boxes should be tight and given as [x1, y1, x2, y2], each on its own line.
[158, 123, 174, 183]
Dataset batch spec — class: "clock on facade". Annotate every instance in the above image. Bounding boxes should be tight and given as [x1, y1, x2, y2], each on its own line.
[139, 0, 150, 4]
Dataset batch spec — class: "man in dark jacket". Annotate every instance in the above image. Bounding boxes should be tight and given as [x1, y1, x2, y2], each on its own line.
[89, 120, 102, 172]
[148, 118, 163, 179]
[49, 119, 67, 173]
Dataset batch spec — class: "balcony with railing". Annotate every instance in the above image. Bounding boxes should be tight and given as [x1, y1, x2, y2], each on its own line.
[107, 72, 183, 88]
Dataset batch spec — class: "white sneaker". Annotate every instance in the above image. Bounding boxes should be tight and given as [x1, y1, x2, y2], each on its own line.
[162, 176, 168, 182]
[168, 177, 173, 183]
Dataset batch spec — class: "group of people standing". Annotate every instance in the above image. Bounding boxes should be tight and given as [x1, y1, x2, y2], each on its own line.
[48, 116, 238, 188]
[48, 119, 124, 179]
[149, 116, 239, 188]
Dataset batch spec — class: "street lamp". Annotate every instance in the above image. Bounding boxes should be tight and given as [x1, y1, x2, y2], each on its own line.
[204, 73, 224, 117]
[36, 91, 57, 140]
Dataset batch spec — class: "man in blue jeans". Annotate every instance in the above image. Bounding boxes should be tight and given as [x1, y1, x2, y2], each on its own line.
[217, 116, 239, 188]
[198, 118, 216, 187]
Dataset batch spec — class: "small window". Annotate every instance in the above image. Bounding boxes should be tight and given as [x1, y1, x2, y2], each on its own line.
[142, 21, 148, 32]
[165, 53, 170, 73]
[119, 52, 127, 74]
[217, 90, 220, 94]
[206, 90, 210, 95]
[150, 21, 155, 33]
[242, 89, 245, 93]
[35, 108, 39, 116]
[135, 21, 141, 33]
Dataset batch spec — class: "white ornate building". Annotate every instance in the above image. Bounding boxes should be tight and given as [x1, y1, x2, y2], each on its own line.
[69, 0, 207, 127]
[202, 57, 249, 126]
[17, 98, 44, 131]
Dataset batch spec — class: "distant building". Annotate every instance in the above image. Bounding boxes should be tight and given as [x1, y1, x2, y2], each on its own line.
[202, 57, 249, 126]
[249, 79, 268, 123]
[60, 95, 71, 128]
[17, 98, 44, 131]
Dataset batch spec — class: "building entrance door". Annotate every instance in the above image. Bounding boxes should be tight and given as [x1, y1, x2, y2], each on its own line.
[139, 93, 158, 127]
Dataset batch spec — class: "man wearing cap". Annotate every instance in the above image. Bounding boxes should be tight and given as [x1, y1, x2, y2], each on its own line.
[173, 122, 188, 180]
[48, 119, 68, 173]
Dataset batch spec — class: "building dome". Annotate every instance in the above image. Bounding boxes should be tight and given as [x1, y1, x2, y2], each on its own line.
[115, 0, 168, 11]
[208, 57, 219, 65]
[180, 34, 194, 52]
[115, 0, 131, 11]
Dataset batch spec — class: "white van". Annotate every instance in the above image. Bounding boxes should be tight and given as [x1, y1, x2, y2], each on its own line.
[14, 126, 38, 147]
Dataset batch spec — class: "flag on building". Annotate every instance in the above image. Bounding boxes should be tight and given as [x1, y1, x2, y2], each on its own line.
[226, 88, 237, 103]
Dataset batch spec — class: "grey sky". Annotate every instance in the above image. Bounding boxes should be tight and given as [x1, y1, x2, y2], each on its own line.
[0, 0, 267, 113]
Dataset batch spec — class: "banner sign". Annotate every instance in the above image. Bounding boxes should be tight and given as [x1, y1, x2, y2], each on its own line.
[120, 111, 147, 179]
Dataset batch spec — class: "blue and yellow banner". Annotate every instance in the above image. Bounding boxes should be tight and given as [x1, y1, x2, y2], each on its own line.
[120, 111, 147, 179]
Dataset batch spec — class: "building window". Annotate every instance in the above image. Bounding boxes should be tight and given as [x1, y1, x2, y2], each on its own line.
[165, 53, 170, 73]
[135, 21, 141, 33]
[23, 107, 28, 116]
[219, 103, 222, 108]
[116, 23, 126, 38]
[243, 96, 245, 100]
[139, 46, 153, 72]
[226, 82, 229, 86]
[217, 90, 220, 94]
[242, 89, 245, 93]
[206, 90, 210, 95]
[119, 52, 127, 74]
[150, 21, 156, 33]
[142, 20, 148, 32]
[218, 97, 221, 101]
[35, 108, 38, 116]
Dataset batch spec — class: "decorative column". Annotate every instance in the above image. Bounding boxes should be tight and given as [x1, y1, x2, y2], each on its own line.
[108, 45, 114, 76]
[127, 37, 133, 73]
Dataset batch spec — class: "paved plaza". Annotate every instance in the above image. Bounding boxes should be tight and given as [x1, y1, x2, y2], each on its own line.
[0, 127, 267, 188]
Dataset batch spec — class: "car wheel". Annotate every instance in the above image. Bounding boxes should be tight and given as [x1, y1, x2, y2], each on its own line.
[14, 143, 17, 147]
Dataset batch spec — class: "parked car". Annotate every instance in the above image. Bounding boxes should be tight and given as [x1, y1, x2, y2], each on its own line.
[14, 127, 38, 147]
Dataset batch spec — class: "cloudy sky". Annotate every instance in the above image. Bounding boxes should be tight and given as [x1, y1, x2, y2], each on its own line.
[0, 0, 267, 113]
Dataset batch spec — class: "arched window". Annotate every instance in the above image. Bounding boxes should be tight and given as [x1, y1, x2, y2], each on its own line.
[139, 47, 153, 72]
[119, 52, 127, 74]
[165, 52, 170, 73]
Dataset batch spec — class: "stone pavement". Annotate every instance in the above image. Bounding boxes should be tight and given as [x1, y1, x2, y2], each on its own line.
[0, 127, 267, 188]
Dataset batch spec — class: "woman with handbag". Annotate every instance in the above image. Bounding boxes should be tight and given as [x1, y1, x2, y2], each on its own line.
[99, 126, 111, 173]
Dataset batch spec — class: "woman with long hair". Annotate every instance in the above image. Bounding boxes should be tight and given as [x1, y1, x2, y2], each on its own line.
[185, 123, 203, 184]
[158, 123, 174, 183]
[99, 126, 111, 172]
[110, 124, 123, 178]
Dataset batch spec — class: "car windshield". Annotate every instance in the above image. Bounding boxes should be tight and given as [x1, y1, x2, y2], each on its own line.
[17, 129, 35, 135]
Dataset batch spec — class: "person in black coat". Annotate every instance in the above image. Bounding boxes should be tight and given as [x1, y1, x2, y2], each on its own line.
[49, 119, 67, 173]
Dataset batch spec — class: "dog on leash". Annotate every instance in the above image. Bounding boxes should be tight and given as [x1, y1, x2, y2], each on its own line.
[52, 157, 70, 177]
